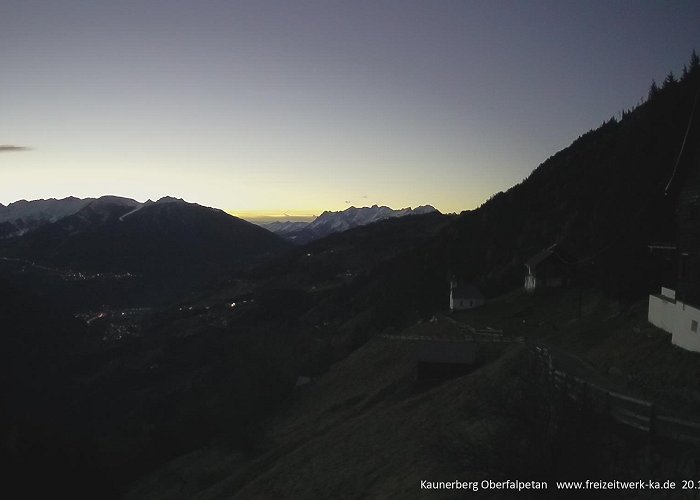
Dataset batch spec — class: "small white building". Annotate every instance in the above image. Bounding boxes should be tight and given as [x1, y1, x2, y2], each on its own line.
[647, 144, 700, 352]
[648, 287, 700, 351]
[450, 281, 484, 311]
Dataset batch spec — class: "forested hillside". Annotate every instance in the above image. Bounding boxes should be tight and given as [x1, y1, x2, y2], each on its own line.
[443, 52, 700, 298]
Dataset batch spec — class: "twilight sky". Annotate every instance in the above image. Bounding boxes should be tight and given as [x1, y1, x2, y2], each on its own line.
[2, 1, 699, 219]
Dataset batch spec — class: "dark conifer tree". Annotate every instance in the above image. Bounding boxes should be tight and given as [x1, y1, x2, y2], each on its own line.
[690, 49, 700, 73]
[648, 79, 659, 100]
[663, 71, 676, 88]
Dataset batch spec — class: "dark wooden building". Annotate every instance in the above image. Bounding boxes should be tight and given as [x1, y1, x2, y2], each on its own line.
[449, 281, 485, 311]
[524, 244, 569, 293]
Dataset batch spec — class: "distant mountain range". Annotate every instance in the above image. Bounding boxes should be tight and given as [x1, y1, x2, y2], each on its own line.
[0, 197, 439, 279]
[0, 195, 287, 281]
[261, 204, 439, 244]
[0, 196, 93, 238]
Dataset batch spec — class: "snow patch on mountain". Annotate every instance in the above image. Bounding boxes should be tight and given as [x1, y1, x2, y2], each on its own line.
[0, 197, 94, 238]
[261, 204, 439, 243]
[308, 205, 437, 233]
[0, 197, 92, 224]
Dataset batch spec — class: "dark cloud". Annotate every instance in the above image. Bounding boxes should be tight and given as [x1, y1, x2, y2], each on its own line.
[0, 145, 31, 152]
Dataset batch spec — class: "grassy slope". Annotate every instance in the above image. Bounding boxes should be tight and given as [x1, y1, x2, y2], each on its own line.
[127, 332, 525, 500]
[126, 289, 700, 499]
[95, 236, 700, 497]
[454, 288, 700, 414]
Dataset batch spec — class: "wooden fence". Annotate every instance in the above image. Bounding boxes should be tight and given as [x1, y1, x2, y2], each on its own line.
[383, 316, 700, 446]
[535, 346, 700, 445]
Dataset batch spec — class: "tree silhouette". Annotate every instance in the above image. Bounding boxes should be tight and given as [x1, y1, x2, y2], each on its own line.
[648, 79, 659, 100]
[663, 71, 677, 88]
[690, 49, 700, 73]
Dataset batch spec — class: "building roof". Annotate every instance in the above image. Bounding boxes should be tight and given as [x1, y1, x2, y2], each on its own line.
[415, 340, 475, 364]
[452, 283, 484, 300]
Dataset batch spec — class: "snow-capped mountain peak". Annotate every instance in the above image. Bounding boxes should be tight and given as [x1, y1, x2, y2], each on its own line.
[261, 204, 439, 244]
[0, 197, 95, 238]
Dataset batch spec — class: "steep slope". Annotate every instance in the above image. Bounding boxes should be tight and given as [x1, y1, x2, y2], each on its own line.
[453, 63, 700, 298]
[126, 292, 700, 500]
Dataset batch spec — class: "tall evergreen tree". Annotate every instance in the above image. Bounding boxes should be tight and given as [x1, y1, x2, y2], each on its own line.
[690, 49, 700, 73]
[648, 79, 659, 100]
[663, 71, 676, 87]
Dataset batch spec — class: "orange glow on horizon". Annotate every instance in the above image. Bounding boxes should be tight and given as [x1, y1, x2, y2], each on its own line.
[227, 209, 321, 222]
